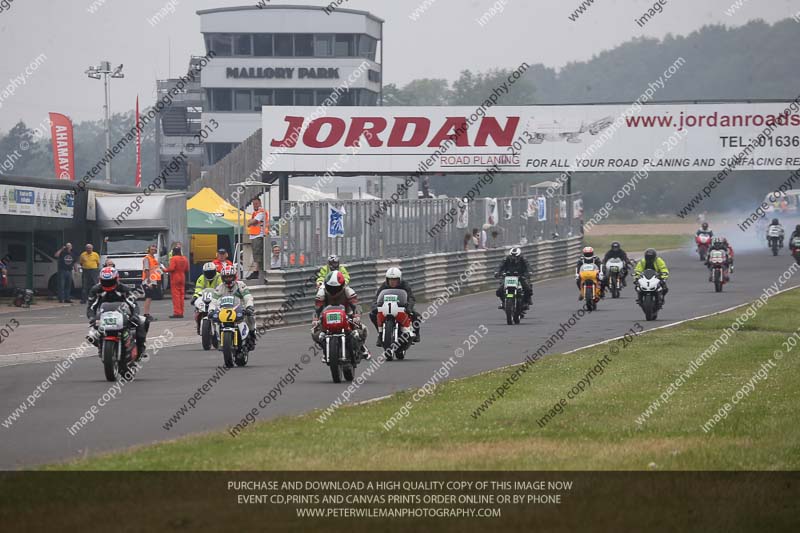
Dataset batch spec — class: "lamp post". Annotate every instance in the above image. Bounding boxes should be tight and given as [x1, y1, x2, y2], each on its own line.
[85, 61, 124, 184]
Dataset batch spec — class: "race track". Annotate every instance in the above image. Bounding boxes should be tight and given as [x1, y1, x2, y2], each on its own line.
[1, 246, 797, 469]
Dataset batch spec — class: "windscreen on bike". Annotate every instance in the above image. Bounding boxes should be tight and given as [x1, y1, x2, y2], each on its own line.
[377, 289, 407, 306]
[218, 295, 241, 308]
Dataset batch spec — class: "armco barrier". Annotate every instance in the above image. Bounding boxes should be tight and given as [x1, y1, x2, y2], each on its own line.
[250, 236, 583, 329]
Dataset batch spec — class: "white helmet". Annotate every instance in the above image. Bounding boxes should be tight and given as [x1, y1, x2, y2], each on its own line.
[202, 262, 217, 280]
[509, 247, 522, 257]
[385, 267, 402, 282]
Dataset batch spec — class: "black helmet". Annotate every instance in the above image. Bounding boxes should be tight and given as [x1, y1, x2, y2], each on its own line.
[772, 218, 779, 225]
[611, 241, 621, 251]
[327, 254, 340, 270]
[701, 222, 709, 230]
[644, 248, 657, 261]
[796, 225, 800, 233]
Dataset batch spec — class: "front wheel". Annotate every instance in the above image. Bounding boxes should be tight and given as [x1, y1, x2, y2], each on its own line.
[222, 330, 235, 368]
[102, 341, 120, 382]
[641, 293, 657, 321]
[201, 318, 212, 351]
[504, 298, 514, 325]
[772, 240, 779, 256]
[327, 338, 343, 383]
[342, 365, 354, 382]
[610, 275, 620, 298]
[714, 269, 723, 293]
[584, 285, 595, 312]
[699, 249, 707, 262]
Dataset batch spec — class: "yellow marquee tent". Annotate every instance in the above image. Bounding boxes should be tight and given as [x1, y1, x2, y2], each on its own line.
[187, 187, 246, 225]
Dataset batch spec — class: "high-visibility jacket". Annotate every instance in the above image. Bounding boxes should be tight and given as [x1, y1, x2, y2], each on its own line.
[634, 257, 669, 279]
[193, 272, 222, 297]
[289, 253, 306, 266]
[248, 208, 268, 237]
[142, 254, 161, 283]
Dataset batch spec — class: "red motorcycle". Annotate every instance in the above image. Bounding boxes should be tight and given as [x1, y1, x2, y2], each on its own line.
[319, 305, 362, 383]
[696, 233, 712, 261]
[708, 249, 729, 293]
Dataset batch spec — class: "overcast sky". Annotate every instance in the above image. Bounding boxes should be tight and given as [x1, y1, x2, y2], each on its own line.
[0, 0, 797, 133]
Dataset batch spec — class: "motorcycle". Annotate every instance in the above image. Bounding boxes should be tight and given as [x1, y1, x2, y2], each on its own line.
[708, 249, 729, 293]
[636, 269, 663, 321]
[792, 237, 800, 264]
[579, 263, 601, 312]
[194, 288, 219, 351]
[376, 288, 412, 361]
[213, 295, 250, 368]
[319, 305, 362, 383]
[605, 257, 625, 298]
[767, 226, 785, 256]
[695, 233, 712, 261]
[501, 274, 525, 325]
[93, 302, 142, 382]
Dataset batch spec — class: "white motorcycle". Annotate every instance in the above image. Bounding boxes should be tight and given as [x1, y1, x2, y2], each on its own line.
[636, 269, 663, 321]
[194, 288, 218, 351]
[767, 225, 785, 256]
[376, 289, 413, 360]
[605, 257, 626, 299]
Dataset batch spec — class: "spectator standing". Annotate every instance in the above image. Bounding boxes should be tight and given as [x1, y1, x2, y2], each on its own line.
[247, 197, 268, 280]
[213, 248, 233, 272]
[54, 243, 77, 303]
[79, 244, 101, 303]
[142, 244, 161, 320]
[270, 244, 282, 269]
[165, 246, 189, 318]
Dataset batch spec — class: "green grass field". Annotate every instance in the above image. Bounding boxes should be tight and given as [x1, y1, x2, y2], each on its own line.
[584, 234, 690, 253]
[48, 289, 800, 471]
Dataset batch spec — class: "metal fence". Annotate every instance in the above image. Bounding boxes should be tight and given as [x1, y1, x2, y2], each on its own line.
[273, 193, 583, 269]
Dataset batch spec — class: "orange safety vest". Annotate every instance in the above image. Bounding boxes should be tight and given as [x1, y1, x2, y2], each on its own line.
[142, 254, 162, 282]
[249, 208, 269, 237]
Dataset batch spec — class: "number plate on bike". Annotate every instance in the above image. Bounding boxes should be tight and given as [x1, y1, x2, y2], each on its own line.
[326, 312, 343, 324]
[383, 295, 399, 303]
[220, 309, 237, 322]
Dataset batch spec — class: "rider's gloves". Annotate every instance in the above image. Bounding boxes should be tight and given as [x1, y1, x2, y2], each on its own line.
[190, 296, 197, 305]
[245, 306, 255, 316]
[352, 314, 362, 325]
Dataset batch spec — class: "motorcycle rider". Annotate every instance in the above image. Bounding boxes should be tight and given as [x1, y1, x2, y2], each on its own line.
[86, 267, 149, 361]
[705, 238, 731, 282]
[696, 222, 713, 238]
[191, 262, 223, 334]
[209, 265, 257, 350]
[791, 224, 800, 254]
[312, 271, 371, 360]
[766, 218, 785, 248]
[721, 237, 735, 273]
[575, 246, 604, 300]
[370, 267, 419, 346]
[316, 255, 350, 287]
[602, 241, 632, 288]
[634, 248, 670, 305]
[495, 247, 533, 309]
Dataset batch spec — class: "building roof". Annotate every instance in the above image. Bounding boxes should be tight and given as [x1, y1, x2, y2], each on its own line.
[197, 4, 384, 24]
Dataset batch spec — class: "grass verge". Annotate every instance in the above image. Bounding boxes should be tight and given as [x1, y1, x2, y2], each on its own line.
[48, 289, 800, 471]
[584, 234, 689, 253]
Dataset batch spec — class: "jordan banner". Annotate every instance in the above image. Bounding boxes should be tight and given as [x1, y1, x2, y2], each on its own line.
[261, 102, 800, 173]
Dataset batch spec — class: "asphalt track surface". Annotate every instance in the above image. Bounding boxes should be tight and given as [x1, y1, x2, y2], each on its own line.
[1, 247, 798, 469]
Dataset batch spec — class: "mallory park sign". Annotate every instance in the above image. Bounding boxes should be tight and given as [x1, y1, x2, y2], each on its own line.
[226, 67, 340, 80]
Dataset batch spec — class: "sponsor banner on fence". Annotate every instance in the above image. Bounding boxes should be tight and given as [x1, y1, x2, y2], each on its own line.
[0, 184, 73, 218]
[262, 103, 800, 173]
